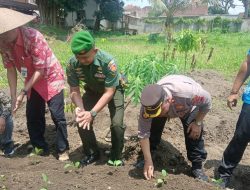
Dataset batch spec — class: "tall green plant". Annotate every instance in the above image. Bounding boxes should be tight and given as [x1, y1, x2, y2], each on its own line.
[122, 54, 178, 104]
[175, 30, 200, 71]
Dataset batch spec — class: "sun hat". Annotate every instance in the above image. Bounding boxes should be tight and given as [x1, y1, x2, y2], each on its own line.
[71, 31, 95, 54]
[0, 8, 35, 34]
[140, 84, 166, 118]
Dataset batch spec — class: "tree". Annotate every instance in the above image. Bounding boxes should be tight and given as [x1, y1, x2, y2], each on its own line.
[239, 0, 249, 18]
[36, 0, 86, 26]
[148, 0, 191, 28]
[94, 0, 124, 31]
[208, 6, 227, 14]
[205, 0, 235, 14]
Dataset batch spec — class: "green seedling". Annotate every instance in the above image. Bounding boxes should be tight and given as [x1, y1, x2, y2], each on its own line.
[155, 169, 168, 187]
[0, 175, 7, 190]
[40, 173, 51, 190]
[107, 160, 123, 167]
[0, 185, 7, 190]
[64, 161, 81, 170]
[29, 147, 44, 157]
[0, 175, 5, 181]
[212, 178, 223, 186]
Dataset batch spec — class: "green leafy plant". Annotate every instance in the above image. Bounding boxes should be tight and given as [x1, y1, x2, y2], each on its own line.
[211, 178, 223, 190]
[0, 175, 5, 181]
[175, 30, 200, 71]
[0, 175, 7, 190]
[40, 173, 51, 190]
[121, 54, 178, 104]
[148, 33, 160, 44]
[155, 169, 168, 187]
[29, 147, 44, 157]
[64, 161, 81, 170]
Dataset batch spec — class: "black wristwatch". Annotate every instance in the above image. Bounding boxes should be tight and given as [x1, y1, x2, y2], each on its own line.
[90, 110, 97, 118]
[21, 88, 28, 95]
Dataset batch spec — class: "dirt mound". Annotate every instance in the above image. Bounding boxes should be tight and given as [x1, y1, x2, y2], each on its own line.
[1, 70, 250, 190]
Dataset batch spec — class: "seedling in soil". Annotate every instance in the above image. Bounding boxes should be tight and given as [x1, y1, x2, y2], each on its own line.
[211, 178, 223, 189]
[0, 185, 7, 190]
[155, 169, 168, 187]
[29, 147, 44, 157]
[0, 175, 7, 190]
[64, 161, 81, 170]
[0, 175, 6, 181]
[40, 173, 51, 190]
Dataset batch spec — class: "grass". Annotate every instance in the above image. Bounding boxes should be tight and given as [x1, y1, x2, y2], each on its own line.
[1, 25, 250, 88]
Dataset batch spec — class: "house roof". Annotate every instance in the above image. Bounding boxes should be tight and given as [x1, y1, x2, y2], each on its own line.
[125, 2, 208, 18]
[174, 4, 208, 17]
[0, 0, 37, 14]
[124, 4, 152, 17]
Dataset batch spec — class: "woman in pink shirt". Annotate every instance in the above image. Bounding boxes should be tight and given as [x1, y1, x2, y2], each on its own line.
[0, 8, 69, 161]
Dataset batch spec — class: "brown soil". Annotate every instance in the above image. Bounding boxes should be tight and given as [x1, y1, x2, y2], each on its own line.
[1, 70, 250, 190]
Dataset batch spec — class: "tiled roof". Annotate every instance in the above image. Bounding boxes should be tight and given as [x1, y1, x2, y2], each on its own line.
[174, 5, 208, 16]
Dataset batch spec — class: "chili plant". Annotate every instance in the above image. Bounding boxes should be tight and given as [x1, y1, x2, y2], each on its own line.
[212, 178, 223, 189]
[64, 161, 81, 170]
[29, 147, 44, 157]
[40, 173, 51, 190]
[155, 169, 168, 187]
[0, 175, 7, 190]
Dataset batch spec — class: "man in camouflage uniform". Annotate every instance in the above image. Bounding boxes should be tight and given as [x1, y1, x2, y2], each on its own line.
[0, 91, 14, 156]
[138, 75, 211, 181]
[66, 31, 125, 166]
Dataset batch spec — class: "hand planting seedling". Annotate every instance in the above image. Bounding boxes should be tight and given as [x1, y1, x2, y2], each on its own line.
[155, 169, 168, 187]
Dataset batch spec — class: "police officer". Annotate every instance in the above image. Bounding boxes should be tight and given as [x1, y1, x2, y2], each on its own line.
[66, 31, 125, 166]
[138, 75, 211, 181]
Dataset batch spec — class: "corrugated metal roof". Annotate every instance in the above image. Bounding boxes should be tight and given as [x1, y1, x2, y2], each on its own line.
[0, 0, 37, 14]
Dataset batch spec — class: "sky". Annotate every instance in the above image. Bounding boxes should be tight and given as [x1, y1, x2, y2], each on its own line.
[123, 0, 245, 15]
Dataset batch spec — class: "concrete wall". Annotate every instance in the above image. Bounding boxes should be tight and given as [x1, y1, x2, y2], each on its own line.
[241, 19, 250, 32]
[65, 0, 97, 27]
[65, 12, 77, 27]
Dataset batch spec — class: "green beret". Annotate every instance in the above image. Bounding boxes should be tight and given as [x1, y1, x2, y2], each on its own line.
[71, 31, 95, 54]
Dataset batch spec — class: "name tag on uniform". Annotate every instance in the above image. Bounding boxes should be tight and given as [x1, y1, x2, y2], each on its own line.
[21, 67, 28, 78]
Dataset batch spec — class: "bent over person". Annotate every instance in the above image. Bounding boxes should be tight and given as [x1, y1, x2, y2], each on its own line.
[138, 75, 211, 181]
[66, 31, 125, 166]
[0, 8, 69, 161]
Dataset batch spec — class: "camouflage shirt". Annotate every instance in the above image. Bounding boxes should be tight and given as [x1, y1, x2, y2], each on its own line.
[0, 91, 11, 119]
[66, 50, 120, 93]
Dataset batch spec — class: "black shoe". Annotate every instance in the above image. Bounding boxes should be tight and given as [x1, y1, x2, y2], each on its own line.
[3, 142, 15, 157]
[191, 169, 209, 182]
[80, 152, 100, 166]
